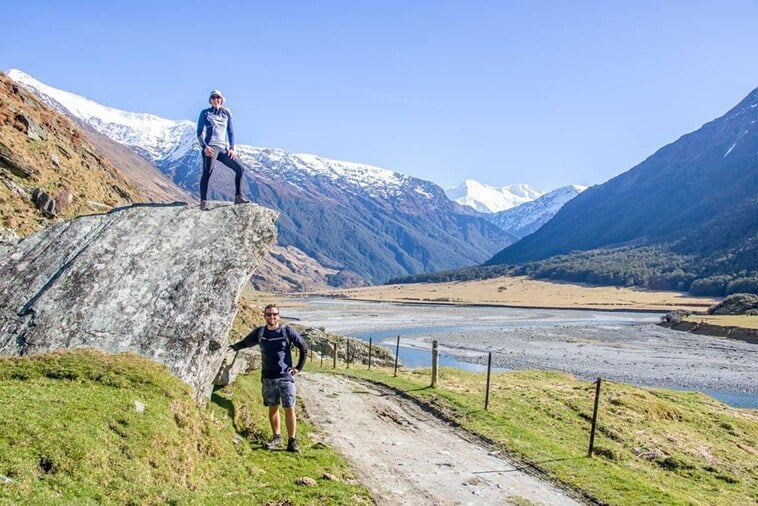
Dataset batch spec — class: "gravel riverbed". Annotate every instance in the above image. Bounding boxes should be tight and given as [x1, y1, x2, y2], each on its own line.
[285, 298, 757, 405]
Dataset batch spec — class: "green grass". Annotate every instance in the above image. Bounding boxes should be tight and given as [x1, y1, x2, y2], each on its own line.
[3, 349, 756, 505]
[0, 350, 372, 505]
[319, 363, 757, 506]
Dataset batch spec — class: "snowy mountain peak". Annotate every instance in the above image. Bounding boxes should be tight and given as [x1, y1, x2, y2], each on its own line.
[8, 69, 194, 162]
[7, 69, 411, 194]
[487, 184, 586, 238]
[445, 179, 543, 213]
[570, 184, 588, 192]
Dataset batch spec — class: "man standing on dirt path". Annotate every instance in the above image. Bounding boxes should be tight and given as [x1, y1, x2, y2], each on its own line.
[229, 303, 308, 452]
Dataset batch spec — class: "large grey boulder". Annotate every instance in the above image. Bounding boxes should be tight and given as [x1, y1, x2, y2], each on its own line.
[0, 201, 277, 403]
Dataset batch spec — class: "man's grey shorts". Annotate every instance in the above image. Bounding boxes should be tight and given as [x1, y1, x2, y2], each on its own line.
[262, 376, 297, 408]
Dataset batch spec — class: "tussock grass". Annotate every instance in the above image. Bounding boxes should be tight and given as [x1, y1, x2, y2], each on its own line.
[0, 349, 372, 505]
[327, 364, 757, 505]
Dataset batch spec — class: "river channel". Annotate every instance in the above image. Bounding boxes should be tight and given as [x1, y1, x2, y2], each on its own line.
[284, 298, 757, 408]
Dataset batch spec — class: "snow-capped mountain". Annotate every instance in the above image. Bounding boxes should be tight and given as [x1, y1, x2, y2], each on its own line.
[8, 69, 195, 162]
[487, 85, 758, 291]
[487, 185, 586, 239]
[445, 179, 543, 213]
[9, 69, 514, 285]
[8, 69, 417, 200]
[241, 150, 415, 200]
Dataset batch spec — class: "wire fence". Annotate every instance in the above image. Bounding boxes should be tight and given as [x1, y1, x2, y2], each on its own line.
[300, 335, 604, 457]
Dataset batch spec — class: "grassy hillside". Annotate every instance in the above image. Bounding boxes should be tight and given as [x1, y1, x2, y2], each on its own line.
[331, 365, 757, 506]
[396, 244, 756, 297]
[0, 71, 144, 239]
[2, 344, 755, 504]
[0, 350, 372, 505]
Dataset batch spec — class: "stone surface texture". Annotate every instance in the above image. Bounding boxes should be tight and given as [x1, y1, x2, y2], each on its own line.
[0, 202, 277, 402]
[212, 348, 259, 386]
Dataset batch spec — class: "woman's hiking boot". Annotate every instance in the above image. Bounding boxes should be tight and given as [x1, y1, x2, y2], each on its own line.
[200, 200, 209, 211]
[234, 194, 250, 204]
[286, 437, 300, 453]
[264, 434, 283, 450]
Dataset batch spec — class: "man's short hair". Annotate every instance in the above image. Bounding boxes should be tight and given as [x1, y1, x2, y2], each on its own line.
[264, 303, 278, 313]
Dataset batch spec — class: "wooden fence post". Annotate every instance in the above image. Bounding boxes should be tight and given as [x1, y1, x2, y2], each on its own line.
[393, 335, 400, 377]
[333, 340, 338, 369]
[368, 337, 373, 370]
[346, 339, 351, 368]
[588, 377, 602, 457]
[430, 340, 439, 387]
[484, 351, 492, 411]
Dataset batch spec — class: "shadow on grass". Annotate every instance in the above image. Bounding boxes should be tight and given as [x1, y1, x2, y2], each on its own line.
[374, 385, 433, 397]
[405, 386, 434, 392]
[212, 385, 269, 444]
[472, 456, 588, 474]
[211, 386, 234, 420]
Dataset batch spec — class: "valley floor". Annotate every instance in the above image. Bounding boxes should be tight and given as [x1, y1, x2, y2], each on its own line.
[314, 276, 720, 312]
[283, 298, 757, 403]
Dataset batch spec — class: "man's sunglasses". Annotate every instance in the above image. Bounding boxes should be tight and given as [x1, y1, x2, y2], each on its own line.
[264, 312, 279, 317]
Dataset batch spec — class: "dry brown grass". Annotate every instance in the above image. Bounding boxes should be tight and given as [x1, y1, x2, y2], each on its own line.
[317, 275, 720, 312]
[0, 71, 144, 238]
[684, 314, 758, 330]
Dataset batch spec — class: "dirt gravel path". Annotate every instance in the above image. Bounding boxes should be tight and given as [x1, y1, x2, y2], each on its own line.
[298, 372, 583, 506]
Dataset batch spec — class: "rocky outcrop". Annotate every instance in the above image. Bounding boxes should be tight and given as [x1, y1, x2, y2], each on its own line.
[298, 326, 397, 368]
[0, 202, 277, 403]
[213, 348, 259, 386]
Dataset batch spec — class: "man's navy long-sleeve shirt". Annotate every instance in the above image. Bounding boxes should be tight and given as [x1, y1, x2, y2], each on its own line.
[231, 325, 308, 379]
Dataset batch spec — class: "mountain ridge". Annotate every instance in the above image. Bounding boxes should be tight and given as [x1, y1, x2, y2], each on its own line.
[486, 184, 586, 239]
[9, 69, 515, 285]
[486, 86, 758, 294]
[7, 69, 194, 162]
[0, 70, 143, 239]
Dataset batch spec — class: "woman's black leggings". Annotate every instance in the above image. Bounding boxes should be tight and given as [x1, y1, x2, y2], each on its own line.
[200, 149, 244, 200]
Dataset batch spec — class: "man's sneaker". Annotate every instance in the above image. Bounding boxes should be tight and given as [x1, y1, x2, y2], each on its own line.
[264, 435, 283, 450]
[286, 437, 300, 453]
[234, 194, 250, 204]
[200, 200, 209, 211]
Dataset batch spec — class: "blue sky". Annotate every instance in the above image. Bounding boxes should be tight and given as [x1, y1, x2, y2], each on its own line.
[2, 1, 756, 191]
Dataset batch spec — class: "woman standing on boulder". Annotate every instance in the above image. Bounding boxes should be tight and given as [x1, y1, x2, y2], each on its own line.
[196, 89, 250, 211]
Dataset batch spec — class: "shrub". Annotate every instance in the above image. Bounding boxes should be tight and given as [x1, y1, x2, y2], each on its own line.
[689, 276, 731, 296]
[726, 276, 758, 295]
[707, 293, 758, 315]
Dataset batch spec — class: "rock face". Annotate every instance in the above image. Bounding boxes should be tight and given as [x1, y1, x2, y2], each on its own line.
[213, 348, 259, 387]
[0, 202, 278, 403]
